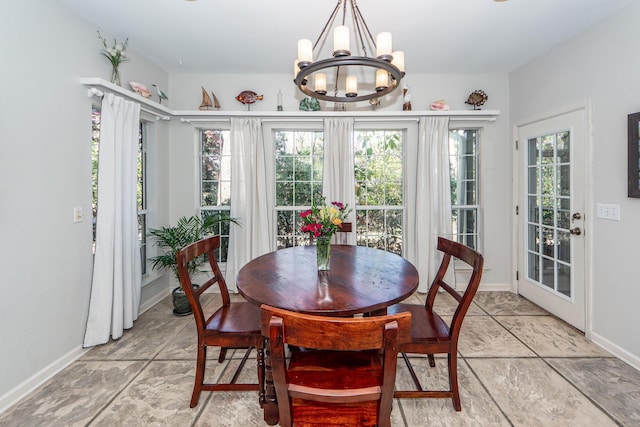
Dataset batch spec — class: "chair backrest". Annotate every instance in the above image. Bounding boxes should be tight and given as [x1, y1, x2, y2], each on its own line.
[176, 235, 231, 332]
[261, 305, 411, 427]
[426, 237, 484, 339]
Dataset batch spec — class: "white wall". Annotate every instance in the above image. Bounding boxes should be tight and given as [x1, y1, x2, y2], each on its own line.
[0, 1, 170, 410]
[510, 1, 640, 365]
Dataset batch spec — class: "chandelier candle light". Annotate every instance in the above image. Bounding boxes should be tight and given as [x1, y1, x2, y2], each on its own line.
[294, 0, 405, 104]
[300, 200, 351, 270]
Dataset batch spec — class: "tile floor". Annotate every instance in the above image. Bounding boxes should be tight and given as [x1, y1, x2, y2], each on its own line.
[1, 291, 639, 426]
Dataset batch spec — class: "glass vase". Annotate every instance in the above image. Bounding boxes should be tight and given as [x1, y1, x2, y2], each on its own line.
[316, 236, 331, 271]
[110, 65, 121, 86]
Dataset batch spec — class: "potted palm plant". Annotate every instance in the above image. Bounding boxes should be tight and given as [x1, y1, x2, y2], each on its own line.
[148, 214, 238, 315]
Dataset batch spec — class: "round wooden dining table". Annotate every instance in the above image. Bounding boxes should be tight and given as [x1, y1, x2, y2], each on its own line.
[237, 244, 420, 316]
[236, 244, 419, 425]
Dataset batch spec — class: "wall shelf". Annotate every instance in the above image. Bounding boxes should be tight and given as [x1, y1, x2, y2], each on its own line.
[81, 78, 500, 122]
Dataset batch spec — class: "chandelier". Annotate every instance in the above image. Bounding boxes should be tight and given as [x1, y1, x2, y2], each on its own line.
[293, 0, 405, 104]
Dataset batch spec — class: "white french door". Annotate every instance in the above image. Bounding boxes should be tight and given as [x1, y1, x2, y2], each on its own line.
[516, 108, 587, 331]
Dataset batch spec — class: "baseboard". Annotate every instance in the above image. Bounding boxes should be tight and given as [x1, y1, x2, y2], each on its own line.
[139, 284, 171, 314]
[0, 346, 88, 414]
[589, 331, 640, 372]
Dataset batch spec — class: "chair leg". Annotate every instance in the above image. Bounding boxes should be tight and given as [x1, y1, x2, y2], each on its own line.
[190, 344, 207, 408]
[448, 352, 461, 411]
[218, 347, 228, 363]
[428, 354, 436, 367]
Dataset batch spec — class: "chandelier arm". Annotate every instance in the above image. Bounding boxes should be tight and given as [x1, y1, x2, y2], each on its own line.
[351, 6, 370, 58]
[313, 0, 342, 51]
[352, 1, 377, 52]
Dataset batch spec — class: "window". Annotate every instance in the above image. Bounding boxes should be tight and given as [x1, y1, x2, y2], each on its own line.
[91, 106, 149, 274]
[354, 129, 404, 255]
[449, 129, 479, 250]
[138, 122, 148, 275]
[91, 106, 100, 251]
[274, 129, 324, 249]
[200, 128, 232, 261]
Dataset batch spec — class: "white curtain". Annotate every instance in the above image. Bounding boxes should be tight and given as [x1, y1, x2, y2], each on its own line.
[84, 93, 141, 347]
[322, 118, 356, 244]
[226, 118, 273, 292]
[405, 117, 454, 292]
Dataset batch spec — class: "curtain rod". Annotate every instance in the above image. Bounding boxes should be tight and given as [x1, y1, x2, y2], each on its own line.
[180, 118, 231, 124]
[450, 116, 497, 122]
[87, 87, 170, 121]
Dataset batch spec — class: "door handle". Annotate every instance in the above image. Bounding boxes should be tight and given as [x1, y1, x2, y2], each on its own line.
[569, 227, 582, 236]
[572, 212, 582, 220]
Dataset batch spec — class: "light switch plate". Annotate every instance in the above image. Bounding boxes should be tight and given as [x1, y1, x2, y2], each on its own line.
[596, 203, 620, 221]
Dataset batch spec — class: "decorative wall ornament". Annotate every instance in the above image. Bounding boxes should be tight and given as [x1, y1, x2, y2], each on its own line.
[236, 90, 263, 110]
[465, 90, 488, 110]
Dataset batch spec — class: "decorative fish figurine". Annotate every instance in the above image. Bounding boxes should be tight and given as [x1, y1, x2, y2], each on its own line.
[236, 90, 263, 109]
[465, 90, 488, 110]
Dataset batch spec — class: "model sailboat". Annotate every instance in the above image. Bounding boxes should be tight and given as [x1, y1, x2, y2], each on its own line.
[199, 87, 221, 110]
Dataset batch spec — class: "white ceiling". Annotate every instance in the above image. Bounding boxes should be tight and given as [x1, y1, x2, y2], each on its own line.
[60, 0, 629, 75]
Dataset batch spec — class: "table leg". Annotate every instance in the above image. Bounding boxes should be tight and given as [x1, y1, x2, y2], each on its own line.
[263, 338, 279, 425]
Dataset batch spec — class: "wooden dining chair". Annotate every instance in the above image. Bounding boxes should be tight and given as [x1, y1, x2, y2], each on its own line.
[176, 235, 264, 408]
[261, 305, 411, 427]
[388, 237, 484, 411]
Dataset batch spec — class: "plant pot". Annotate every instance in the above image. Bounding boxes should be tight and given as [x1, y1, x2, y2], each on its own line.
[172, 284, 199, 316]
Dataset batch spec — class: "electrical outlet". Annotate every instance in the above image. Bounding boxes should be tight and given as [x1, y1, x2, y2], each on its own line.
[596, 203, 620, 221]
[73, 207, 83, 223]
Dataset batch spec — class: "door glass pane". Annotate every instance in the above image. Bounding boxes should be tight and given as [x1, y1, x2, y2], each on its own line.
[542, 257, 555, 289]
[528, 224, 539, 252]
[528, 252, 540, 282]
[541, 136, 554, 165]
[528, 167, 538, 194]
[557, 230, 570, 263]
[557, 263, 571, 297]
[541, 166, 554, 195]
[558, 165, 570, 196]
[528, 196, 539, 221]
[557, 198, 570, 230]
[557, 131, 570, 163]
[527, 138, 539, 166]
[542, 227, 555, 257]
